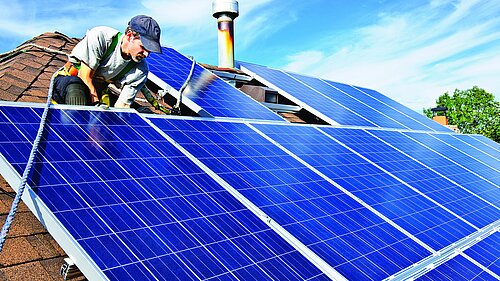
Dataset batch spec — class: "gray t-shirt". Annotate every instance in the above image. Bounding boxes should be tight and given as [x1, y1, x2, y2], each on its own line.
[69, 26, 148, 106]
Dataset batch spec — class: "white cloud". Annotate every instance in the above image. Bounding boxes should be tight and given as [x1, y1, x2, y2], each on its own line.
[282, 0, 500, 111]
[0, 0, 289, 66]
[284, 51, 325, 73]
[141, 0, 212, 27]
[0, 1, 134, 47]
[139, 0, 282, 53]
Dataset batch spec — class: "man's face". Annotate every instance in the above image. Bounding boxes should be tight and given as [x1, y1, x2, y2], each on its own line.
[128, 35, 150, 62]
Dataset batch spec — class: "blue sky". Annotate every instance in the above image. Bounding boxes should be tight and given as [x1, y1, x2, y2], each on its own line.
[1, 0, 499, 112]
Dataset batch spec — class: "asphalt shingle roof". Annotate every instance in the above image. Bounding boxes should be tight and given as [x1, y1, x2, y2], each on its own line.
[0, 32, 83, 280]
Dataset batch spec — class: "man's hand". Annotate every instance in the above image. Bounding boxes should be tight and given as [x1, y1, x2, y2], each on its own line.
[77, 62, 99, 104]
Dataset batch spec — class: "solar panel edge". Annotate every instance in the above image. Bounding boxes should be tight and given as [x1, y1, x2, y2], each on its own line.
[471, 135, 500, 152]
[142, 116, 347, 280]
[463, 232, 500, 278]
[350, 85, 453, 133]
[239, 64, 342, 126]
[246, 123, 438, 251]
[431, 133, 500, 172]
[416, 254, 493, 280]
[273, 69, 411, 130]
[400, 131, 500, 200]
[0, 153, 108, 280]
[239, 61, 447, 132]
[451, 135, 500, 161]
[387, 221, 499, 280]
[461, 252, 500, 280]
[195, 62, 288, 122]
[345, 84, 440, 132]
[361, 129, 500, 220]
[148, 50, 284, 121]
[278, 70, 384, 128]
[320, 79, 430, 131]
[147, 72, 214, 118]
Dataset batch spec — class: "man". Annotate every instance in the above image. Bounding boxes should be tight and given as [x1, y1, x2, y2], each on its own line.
[53, 15, 162, 108]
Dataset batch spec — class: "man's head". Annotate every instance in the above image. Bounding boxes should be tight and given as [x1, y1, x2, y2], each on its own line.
[123, 15, 162, 62]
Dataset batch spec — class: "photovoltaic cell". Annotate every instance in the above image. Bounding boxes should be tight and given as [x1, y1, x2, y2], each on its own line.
[150, 117, 432, 281]
[464, 232, 500, 276]
[237, 61, 376, 127]
[471, 135, 500, 152]
[405, 132, 500, 180]
[416, 255, 495, 281]
[351, 85, 452, 132]
[323, 80, 447, 132]
[450, 134, 500, 165]
[253, 123, 476, 251]
[388, 132, 500, 203]
[147, 47, 284, 121]
[0, 104, 326, 280]
[321, 127, 500, 229]
[286, 72, 423, 130]
[238, 61, 450, 132]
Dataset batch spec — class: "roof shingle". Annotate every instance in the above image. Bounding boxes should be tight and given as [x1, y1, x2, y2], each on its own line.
[0, 32, 82, 280]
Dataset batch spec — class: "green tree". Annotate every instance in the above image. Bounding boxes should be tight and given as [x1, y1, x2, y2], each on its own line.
[424, 86, 500, 143]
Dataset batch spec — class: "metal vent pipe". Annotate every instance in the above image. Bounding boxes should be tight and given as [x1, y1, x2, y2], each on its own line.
[212, 0, 239, 69]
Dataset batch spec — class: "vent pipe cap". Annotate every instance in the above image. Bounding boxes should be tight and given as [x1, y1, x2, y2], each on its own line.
[212, 0, 239, 19]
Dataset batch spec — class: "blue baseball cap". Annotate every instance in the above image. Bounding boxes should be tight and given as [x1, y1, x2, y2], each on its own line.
[129, 15, 162, 54]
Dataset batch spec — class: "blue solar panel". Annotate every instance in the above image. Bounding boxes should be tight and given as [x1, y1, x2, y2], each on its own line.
[285, 72, 426, 130]
[399, 131, 500, 200]
[150, 117, 433, 281]
[321, 128, 500, 229]
[351, 85, 452, 132]
[451, 134, 500, 165]
[323, 80, 444, 131]
[464, 232, 500, 276]
[416, 254, 495, 281]
[238, 61, 376, 127]
[407, 134, 500, 176]
[147, 47, 284, 121]
[471, 135, 500, 151]
[253, 123, 476, 251]
[238, 61, 449, 132]
[0, 104, 326, 280]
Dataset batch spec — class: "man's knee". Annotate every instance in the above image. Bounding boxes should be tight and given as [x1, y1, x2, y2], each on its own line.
[53, 76, 89, 105]
[65, 83, 88, 105]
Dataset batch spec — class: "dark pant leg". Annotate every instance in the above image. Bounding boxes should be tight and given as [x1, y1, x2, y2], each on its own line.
[53, 76, 89, 105]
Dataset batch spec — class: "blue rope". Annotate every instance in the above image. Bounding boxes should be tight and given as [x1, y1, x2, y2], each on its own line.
[0, 68, 59, 251]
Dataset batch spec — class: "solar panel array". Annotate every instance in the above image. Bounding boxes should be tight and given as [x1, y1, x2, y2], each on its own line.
[147, 47, 284, 121]
[150, 117, 433, 280]
[1, 99, 498, 280]
[417, 255, 494, 281]
[0, 47, 498, 281]
[238, 61, 451, 132]
[463, 231, 500, 276]
[0, 104, 327, 280]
